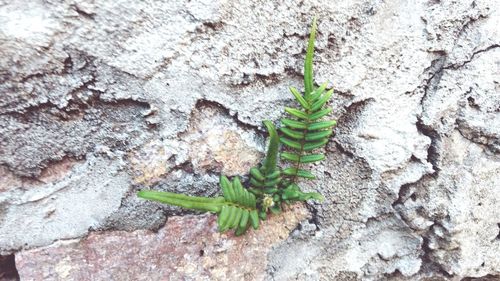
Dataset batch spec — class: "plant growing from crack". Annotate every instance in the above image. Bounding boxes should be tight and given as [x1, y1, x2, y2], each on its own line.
[138, 18, 336, 236]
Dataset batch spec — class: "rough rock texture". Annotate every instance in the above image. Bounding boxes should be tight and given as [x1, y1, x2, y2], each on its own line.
[16, 205, 309, 281]
[0, 0, 499, 280]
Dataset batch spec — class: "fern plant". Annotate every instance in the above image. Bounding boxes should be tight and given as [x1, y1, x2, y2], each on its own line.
[138, 18, 336, 236]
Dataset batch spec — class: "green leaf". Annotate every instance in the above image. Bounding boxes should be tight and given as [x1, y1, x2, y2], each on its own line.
[138, 190, 224, 213]
[304, 17, 317, 97]
[263, 177, 281, 187]
[270, 205, 282, 214]
[303, 139, 329, 151]
[223, 176, 257, 209]
[297, 192, 324, 202]
[285, 107, 309, 120]
[311, 89, 334, 111]
[305, 130, 332, 141]
[230, 208, 243, 228]
[289, 87, 310, 110]
[235, 210, 250, 236]
[309, 108, 332, 120]
[263, 187, 279, 194]
[280, 127, 305, 140]
[217, 206, 231, 231]
[309, 82, 328, 102]
[250, 177, 264, 187]
[259, 210, 267, 220]
[248, 188, 263, 196]
[280, 137, 302, 149]
[283, 167, 315, 179]
[281, 152, 300, 162]
[266, 170, 281, 179]
[262, 120, 279, 174]
[308, 120, 337, 131]
[249, 210, 260, 229]
[224, 206, 238, 230]
[282, 184, 300, 200]
[220, 176, 234, 201]
[300, 154, 325, 163]
[281, 184, 323, 202]
[234, 177, 252, 207]
[233, 177, 243, 200]
[281, 118, 307, 129]
[250, 167, 265, 181]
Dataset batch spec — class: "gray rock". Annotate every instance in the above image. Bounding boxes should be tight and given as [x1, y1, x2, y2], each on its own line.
[0, 0, 499, 279]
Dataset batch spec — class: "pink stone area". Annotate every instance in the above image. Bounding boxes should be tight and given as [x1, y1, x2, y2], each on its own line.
[16, 205, 309, 280]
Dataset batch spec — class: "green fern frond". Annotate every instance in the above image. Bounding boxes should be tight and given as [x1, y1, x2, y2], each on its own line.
[282, 183, 324, 202]
[262, 121, 279, 174]
[249, 121, 282, 192]
[218, 176, 259, 235]
[137, 190, 225, 212]
[139, 175, 259, 236]
[279, 18, 336, 184]
[137, 17, 334, 237]
[304, 16, 317, 97]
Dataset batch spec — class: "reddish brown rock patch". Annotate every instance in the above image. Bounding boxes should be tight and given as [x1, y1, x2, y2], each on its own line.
[16, 204, 309, 280]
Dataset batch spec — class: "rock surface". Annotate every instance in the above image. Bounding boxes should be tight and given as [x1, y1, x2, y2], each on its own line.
[1, 0, 499, 280]
[16, 205, 309, 281]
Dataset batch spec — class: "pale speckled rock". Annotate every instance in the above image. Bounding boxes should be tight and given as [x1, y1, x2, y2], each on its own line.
[16, 205, 309, 281]
[181, 103, 264, 176]
[0, 156, 131, 255]
[1, 0, 500, 279]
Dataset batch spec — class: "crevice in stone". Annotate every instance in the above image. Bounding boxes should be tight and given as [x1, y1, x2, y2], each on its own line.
[168, 159, 196, 175]
[419, 51, 447, 105]
[254, 73, 283, 86]
[70, 4, 96, 20]
[194, 98, 262, 133]
[420, 234, 454, 278]
[383, 269, 404, 279]
[283, 67, 303, 81]
[415, 119, 441, 173]
[444, 44, 500, 70]
[305, 204, 322, 232]
[8, 93, 151, 119]
[333, 89, 354, 98]
[1, 74, 99, 118]
[337, 98, 375, 125]
[63, 55, 74, 73]
[461, 274, 500, 281]
[330, 141, 354, 158]
[496, 223, 500, 240]
[1, 95, 153, 178]
[200, 21, 224, 32]
[455, 117, 500, 154]
[19, 72, 45, 84]
[391, 182, 414, 208]
[0, 254, 20, 281]
[454, 14, 488, 47]
[330, 97, 375, 162]
[14, 155, 86, 185]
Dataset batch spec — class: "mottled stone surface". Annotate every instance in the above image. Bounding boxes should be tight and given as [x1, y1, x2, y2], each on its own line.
[16, 205, 309, 281]
[1, 0, 499, 280]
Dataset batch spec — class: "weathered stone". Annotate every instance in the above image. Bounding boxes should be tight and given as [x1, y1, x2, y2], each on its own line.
[16, 205, 309, 281]
[0, 157, 131, 254]
[182, 103, 263, 176]
[1, 0, 499, 279]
